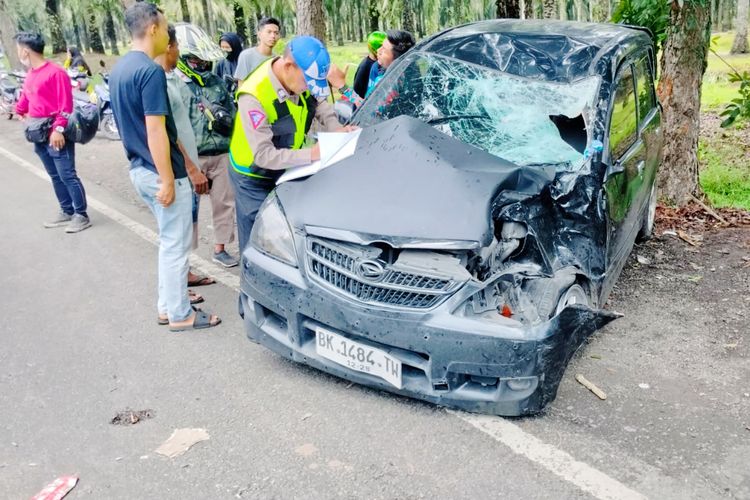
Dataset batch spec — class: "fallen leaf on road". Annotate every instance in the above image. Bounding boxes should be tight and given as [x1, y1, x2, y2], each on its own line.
[301, 413, 312, 421]
[30, 476, 78, 500]
[155, 428, 210, 458]
[575, 374, 607, 400]
[687, 275, 703, 283]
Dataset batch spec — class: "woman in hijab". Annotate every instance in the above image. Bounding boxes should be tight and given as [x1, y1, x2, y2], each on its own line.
[64, 46, 92, 76]
[214, 32, 243, 86]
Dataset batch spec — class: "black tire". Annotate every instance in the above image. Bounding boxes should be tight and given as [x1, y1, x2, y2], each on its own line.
[637, 183, 657, 243]
[100, 114, 120, 141]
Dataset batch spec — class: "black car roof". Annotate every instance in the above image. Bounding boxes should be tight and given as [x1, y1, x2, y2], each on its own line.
[418, 19, 653, 83]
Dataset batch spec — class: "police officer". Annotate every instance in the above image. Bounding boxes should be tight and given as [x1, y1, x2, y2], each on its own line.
[229, 36, 344, 255]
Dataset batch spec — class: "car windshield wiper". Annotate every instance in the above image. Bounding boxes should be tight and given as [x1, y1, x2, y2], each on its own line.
[426, 114, 489, 125]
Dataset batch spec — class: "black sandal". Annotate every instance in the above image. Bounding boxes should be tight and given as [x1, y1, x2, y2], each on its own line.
[169, 308, 221, 332]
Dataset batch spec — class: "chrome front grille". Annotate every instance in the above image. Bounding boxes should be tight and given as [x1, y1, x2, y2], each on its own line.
[306, 238, 463, 310]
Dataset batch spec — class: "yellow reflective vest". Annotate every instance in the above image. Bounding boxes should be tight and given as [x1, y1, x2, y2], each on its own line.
[229, 59, 317, 180]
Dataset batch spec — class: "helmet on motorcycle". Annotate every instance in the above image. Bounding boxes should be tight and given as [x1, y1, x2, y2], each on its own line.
[174, 23, 225, 63]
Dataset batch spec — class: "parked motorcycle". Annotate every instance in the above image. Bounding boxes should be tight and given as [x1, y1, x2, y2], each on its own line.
[94, 61, 119, 141]
[0, 70, 26, 119]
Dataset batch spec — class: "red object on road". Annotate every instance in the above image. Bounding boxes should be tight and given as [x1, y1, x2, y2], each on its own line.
[30, 475, 78, 500]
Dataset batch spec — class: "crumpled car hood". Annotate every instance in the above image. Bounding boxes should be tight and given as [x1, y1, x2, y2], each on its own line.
[276, 116, 556, 246]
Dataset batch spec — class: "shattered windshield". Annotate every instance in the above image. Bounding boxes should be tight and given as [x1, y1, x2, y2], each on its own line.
[355, 52, 601, 167]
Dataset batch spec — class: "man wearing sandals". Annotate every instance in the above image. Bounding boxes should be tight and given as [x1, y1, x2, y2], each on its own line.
[110, 2, 220, 331]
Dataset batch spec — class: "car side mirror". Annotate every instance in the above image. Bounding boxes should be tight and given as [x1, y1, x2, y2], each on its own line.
[334, 100, 355, 125]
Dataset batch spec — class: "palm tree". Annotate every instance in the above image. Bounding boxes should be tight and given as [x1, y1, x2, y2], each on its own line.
[86, 1, 106, 54]
[180, 0, 192, 22]
[497, 0, 521, 18]
[296, 0, 326, 41]
[46, 0, 67, 53]
[657, 0, 712, 204]
[542, 0, 557, 18]
[731, 0, 748, 54]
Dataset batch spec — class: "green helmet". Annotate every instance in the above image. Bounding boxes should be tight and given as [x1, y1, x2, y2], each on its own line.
[367, 31, 386, 57]
[174, 22, 225, 62]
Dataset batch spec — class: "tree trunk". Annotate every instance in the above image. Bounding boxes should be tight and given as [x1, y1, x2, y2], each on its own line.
[542, 0, 556, 19]
[731, 0, 749, 53]
[402, 0, 415, 32]
[180, 0, 191, 22]
[0, 0, 20, 69]
[296, 0, 327, 41]
[46, 0, 67, 54]
[87, 8, 105, 54]
[234, 2, 248, 45]
[104, 9, 119, 56]
[523, 0, 534, 19]
[497, 0, 521, 18]
[200, 0, 212, 32]
[356, 0, 364, 41]
[333, 0, 344, 46]
[369, 0, 380, 31]
[73, 21, 82, 51]
[657, 0, 711, 205]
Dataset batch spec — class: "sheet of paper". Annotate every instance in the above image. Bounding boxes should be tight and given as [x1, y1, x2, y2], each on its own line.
[277, 129, 362, 185]
[277, 160, 323, 184]
[318, 129, 362, 167]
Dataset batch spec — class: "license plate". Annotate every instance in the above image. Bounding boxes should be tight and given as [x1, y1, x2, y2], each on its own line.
[315, 328, 402, 389]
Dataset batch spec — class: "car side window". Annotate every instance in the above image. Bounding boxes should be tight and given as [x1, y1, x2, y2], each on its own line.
[608, 65, 638, 160]
[634, 55, 656, 125]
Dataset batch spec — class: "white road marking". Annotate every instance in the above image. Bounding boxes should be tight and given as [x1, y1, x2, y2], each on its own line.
[3, 143, 648, 500]
[449, 411, 647, 500]
[0, 145, 239, 292]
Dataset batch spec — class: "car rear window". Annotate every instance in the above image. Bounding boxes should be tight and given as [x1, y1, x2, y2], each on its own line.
[634, 56, 656, 125]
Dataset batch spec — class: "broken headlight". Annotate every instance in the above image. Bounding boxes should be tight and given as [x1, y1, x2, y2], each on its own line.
[250, 195, 298, 267]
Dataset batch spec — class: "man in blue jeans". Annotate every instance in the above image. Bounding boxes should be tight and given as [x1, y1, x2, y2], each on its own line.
[14, 32, 90, 233]
[110, 2, 220, 332]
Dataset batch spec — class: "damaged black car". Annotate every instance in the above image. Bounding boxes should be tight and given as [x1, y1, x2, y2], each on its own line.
[238, 20, 663, 416]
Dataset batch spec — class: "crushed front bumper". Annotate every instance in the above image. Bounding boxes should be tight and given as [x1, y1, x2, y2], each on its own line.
[240, 247, 617, 416]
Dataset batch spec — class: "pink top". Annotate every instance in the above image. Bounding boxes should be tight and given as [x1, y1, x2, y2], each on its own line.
[15, 61, 72, 129]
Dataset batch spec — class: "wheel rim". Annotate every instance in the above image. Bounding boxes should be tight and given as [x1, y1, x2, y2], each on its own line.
[555, 284, 589, 315]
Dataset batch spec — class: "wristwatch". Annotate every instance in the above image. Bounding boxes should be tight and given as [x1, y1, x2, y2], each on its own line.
[54, 125, 65, 133]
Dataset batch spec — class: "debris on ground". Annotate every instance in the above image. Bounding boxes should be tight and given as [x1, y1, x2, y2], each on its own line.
[655, 202, 750, 235]
[155, 428, 210, 458]
[638, 383, 650, 389]
[110, 409, 155, 426]
[30, 475, 78, 500]
[301, 413, 313, 421]
[636, 254, 652, 265]
[575, 374, 607, 400]
[676, 229, 703, 247]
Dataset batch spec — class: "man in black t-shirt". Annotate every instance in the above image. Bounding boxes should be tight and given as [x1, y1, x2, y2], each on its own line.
[110, 2, 220, 331]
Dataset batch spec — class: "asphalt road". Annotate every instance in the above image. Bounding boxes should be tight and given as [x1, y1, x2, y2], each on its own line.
[0, 119, 748, 500]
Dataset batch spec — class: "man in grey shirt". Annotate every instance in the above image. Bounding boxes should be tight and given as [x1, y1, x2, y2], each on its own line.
[233, 16, 280, 83]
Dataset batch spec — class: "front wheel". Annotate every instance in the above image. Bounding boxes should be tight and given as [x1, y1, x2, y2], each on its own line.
[99, 113, 120, 141]
[555, 283, 590, 316]
[636, 183, 657, 242]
